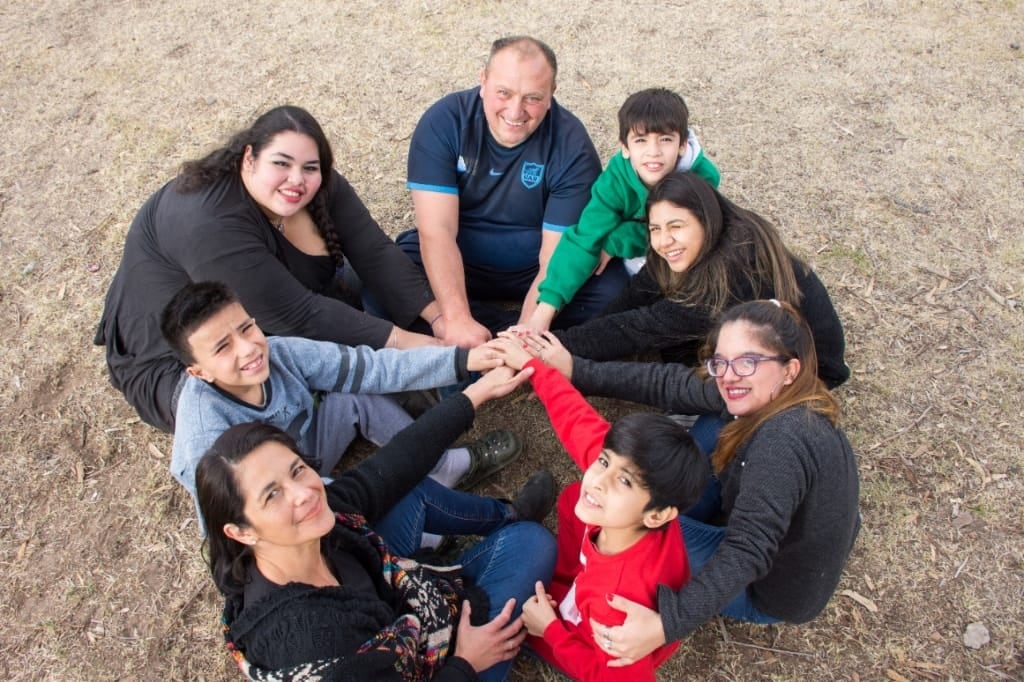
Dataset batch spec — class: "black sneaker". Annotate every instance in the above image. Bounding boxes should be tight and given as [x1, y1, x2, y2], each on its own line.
[455, 429, 524, 491]
[392, 389, 440, 418]
[509, 470, 556, 523]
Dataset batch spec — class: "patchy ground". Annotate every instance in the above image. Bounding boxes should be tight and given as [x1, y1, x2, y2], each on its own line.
[1, 0, 1022, 679]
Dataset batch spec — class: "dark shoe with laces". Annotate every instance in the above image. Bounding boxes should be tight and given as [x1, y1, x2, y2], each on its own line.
[455, 429, 524, 491]
[509, 470, 556, 523]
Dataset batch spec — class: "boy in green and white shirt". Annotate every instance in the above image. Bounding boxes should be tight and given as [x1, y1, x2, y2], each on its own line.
[526, 88, 721, 331]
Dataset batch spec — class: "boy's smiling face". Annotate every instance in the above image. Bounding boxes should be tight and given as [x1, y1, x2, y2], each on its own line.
[575, 449, 658, 535]
[185, 302, 270, 404]
[621, 127, 685, 187]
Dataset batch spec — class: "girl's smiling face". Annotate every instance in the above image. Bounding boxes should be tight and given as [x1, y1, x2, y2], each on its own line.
[241, 130, 323, 223]
[647, 200, 705, 273]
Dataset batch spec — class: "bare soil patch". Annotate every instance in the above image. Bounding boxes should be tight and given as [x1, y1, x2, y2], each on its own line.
[1, 0, 1021, 679]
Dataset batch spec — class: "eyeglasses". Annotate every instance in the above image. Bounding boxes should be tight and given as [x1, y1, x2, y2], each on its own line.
[705, 355, 786, 378]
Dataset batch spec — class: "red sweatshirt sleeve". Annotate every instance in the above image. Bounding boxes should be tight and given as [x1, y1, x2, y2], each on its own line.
[526, 359, 610, 470]
[532, 620, 658, 682]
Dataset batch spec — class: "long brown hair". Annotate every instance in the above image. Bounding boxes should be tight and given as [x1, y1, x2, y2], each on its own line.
[644, 173, 803, 315]
[177, 105, 345, 266]
[704, 300, 839, 472]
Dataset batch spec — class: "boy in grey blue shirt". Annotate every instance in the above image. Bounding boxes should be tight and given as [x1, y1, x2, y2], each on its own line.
[161, 281, 521, 524]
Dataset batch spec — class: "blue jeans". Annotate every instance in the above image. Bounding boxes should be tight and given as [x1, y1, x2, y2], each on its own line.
[395, 229, 629, 333]
[683, 414, 727, 521]
[376, 480, 556, 682]
[457, 522, 557, 682]
[679, 516, 780, 625]
[375, 477, 514, 557]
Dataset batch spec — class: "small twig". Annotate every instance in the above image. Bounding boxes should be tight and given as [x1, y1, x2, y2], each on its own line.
[724, 639, 815, 659]
[946, 277, 977, 294]
[916, 265, 952, 281]
[975, 662, 1014, 680]
[832, 120, 854, 137]
[176, 584, 207, 620]
[868, 406, 933, 451]
[952, 556, 969, 580]
[714, 615, 731, 643]
[891, 197, 931, 214]
[982, 284, 1018, 309]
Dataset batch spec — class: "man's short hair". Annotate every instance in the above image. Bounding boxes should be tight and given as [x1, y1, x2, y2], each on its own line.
[160, 281, 240, 365]
[487, 35, 558, 81]
[618, 88, 690, 145]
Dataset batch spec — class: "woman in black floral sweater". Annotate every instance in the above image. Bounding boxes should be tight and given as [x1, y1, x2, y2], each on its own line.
[198, 368, 555, 681]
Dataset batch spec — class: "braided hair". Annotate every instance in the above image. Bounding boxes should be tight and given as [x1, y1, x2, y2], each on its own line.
[178, 106, 345, 266]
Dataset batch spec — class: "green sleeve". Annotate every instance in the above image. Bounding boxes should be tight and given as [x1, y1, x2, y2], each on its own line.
[690, 151, 721, 188]
[537, 154, 646, 309]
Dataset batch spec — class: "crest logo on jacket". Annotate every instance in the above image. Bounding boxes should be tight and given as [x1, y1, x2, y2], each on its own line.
[521, 162, 544, 189]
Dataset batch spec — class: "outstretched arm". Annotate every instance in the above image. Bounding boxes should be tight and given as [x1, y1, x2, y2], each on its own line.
[517, 229, 561, 326]
[412, 189, 492, 348]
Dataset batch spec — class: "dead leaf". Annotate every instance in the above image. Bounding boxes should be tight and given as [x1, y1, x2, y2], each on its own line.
[886, 670, 909, 682]
[952, 510, 974, 530]
[17, 540, 28, 561]
[75, 460, 85, 484]
[841, 589, 878, 613]
[148, 443, 165, 459]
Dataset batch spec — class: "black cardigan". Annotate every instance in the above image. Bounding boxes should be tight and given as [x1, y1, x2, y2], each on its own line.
[571, 358, 860, 638]
[222, 394, 480, 681]
[557, 257, 850, 389]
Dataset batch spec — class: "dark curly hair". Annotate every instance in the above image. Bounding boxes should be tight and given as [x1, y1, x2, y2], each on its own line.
[177, 105, 345, 266]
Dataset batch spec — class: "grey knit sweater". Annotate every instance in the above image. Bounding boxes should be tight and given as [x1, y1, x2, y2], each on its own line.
[571, 358, 860, 639]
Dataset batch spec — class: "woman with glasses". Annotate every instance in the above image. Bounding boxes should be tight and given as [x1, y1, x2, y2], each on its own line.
[551, 172, 849, 390]
[503, 300, 859, 661]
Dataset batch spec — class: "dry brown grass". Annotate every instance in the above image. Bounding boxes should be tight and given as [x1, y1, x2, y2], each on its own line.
[1, 0, 1022, 679]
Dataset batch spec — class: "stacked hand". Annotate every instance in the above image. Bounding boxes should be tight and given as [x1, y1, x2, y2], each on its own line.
[521, 580, 558, 637]
[461, 364, 534, 407]
[433, 315, 492, 349]
[486, 330, 574, 380]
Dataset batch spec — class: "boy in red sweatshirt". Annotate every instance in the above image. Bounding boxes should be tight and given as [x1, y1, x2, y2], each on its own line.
[493, 339, 709, 681]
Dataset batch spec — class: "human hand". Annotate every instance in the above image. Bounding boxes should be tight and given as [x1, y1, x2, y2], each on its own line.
[466, 344, 505, 373]
[433, 315, 492, 349]
[454, 598, 526, 673]
[589, 594, 667, 667]
[517, 331, 573, 380]
[593, 249, 613, 276]
[486, 335, 536, 371]
[521, 580, 558, 637]
[461, 365, 534, 407]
